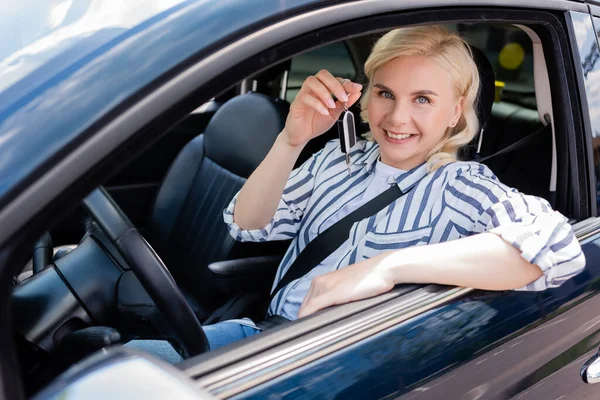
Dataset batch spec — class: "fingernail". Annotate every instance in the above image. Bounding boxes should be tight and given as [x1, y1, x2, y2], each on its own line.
[341, 93, 349, 102]
[319, 106, 329, 116]
[352, 83, 363, 90]
[327, 98, 336, 108]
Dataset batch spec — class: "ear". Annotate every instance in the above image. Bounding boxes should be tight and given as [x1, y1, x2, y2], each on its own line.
[449, 96, 465, 127]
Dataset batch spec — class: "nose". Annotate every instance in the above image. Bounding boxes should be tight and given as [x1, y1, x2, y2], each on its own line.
[386, 99, 411, 126]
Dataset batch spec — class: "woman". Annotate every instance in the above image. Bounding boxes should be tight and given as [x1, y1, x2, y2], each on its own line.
[130, 25, 585, 361]
[224, 25, 584, 324]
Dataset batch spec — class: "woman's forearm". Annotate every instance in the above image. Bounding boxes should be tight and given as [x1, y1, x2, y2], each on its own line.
[378, 232, 544, 290]
[233, 131, 306, 230]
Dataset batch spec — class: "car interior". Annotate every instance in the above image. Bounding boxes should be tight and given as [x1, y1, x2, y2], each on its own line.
[10, 21, 579, 395]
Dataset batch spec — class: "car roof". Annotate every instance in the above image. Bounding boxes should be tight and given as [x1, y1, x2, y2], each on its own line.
[0, 0, 323, 208]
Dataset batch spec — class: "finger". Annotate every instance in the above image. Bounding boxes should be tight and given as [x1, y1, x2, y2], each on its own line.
[304, 76, 338, 109]
[299, 291, 333, 318]
[297, 92, 330, 116]
[327, 89, 362, 121]
[315, 69, 348, 104]
[298, 298, 319, 318]
[298, 284, 320, 318]
[298, 282, 316, 315]
[345, 89, 362, 108]
[338, 78, 363, 98]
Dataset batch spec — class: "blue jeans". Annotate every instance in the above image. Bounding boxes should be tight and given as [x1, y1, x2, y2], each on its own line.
[125, 321, 261, 364]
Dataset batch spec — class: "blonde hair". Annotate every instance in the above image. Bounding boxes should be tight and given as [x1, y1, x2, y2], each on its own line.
[359, 25, 480, 172]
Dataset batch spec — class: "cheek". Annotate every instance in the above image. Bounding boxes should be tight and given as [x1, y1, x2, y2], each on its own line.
[409, 107, 433, 129]
[366, 97, 384, 124]
[413, 107, 447, 131]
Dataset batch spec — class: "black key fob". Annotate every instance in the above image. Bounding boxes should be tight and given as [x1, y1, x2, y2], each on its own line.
[338, 109, 357, 154]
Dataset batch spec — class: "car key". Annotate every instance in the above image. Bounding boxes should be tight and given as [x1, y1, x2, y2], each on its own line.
[337, 103, 357, 176]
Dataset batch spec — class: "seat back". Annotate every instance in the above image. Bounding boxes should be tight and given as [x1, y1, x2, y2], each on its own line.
[150, 93, 289, 317]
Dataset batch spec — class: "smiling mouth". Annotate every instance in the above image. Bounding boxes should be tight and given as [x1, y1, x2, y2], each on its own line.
[384, 130, 417, 140]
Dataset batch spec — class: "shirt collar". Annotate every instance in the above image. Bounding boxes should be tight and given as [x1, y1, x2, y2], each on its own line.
[351, 141, 381, 174]
[351, 141, 428, 192]
[395, 162, 428, 193]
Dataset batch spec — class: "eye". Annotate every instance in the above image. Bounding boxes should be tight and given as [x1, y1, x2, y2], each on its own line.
[415, 96, 430, 104]
[378, 90, 394, 99]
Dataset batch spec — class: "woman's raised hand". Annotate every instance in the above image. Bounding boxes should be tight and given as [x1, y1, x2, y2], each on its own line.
[282, 69, 362, 148]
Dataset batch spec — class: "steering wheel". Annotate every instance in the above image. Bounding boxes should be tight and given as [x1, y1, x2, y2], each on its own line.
[82, 187, 209, 357]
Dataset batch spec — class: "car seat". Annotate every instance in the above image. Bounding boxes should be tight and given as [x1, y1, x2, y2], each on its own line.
[146, 93, 290, 321]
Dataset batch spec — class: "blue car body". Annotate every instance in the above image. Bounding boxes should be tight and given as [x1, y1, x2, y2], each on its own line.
[5, 1, 600, 399]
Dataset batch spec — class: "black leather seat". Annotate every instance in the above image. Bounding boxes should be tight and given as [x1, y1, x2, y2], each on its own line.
[147, 92, 290, 320]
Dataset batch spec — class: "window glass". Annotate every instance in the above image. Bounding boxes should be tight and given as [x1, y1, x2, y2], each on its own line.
[581, 15, 600, 214]
[285, 42, 356, 102]
[459, 24, 536, 109]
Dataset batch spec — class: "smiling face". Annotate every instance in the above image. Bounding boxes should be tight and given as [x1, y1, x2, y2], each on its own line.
[366, 55, 464, 170]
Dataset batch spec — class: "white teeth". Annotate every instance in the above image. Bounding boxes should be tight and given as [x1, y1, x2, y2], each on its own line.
[386, 131, 413, 140]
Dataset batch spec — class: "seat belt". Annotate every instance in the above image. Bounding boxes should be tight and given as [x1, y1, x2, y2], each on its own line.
[475, 124, 550, 163]
[269, 183, 410, 304]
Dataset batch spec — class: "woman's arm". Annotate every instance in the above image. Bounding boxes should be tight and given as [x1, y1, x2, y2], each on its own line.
[381, 232, 543, 289]
[298, 232, 543, 318]
[233, 133, 306, 230]
[233, 71, 362, 230]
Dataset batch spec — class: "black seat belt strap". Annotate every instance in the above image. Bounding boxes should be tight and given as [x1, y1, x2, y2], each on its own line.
[475, 124, 550, 163]
[270, 184, 406, 303]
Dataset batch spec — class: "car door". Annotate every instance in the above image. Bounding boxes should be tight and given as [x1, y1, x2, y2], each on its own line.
[183, 4, 600, 400]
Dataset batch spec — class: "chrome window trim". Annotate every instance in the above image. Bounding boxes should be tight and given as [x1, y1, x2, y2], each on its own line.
[574, 217, 600, 243]
[193, 224, 596, 398]
[196, 286, 474, 398]
[0, 0, 588, 247]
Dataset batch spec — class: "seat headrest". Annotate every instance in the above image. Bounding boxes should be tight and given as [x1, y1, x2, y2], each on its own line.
[204, 93, 290, 178]
[471, 45, 495, 130]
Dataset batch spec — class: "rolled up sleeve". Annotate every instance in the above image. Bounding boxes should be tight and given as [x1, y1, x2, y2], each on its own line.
[448, 164, 586, 291]
[483, 195, 585, 291]
[222, 148, 324, 242]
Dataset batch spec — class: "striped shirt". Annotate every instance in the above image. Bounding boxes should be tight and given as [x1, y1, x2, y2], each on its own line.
[223, 139, 586, 320]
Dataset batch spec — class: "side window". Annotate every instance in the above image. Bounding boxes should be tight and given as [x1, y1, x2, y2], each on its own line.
[580, 14, 600, 214]
[460, 24, 536, 109]
[285, 42, 357, 102]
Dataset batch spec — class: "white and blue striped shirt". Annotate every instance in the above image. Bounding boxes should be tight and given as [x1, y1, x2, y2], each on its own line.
[223, 139, 586, 320]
